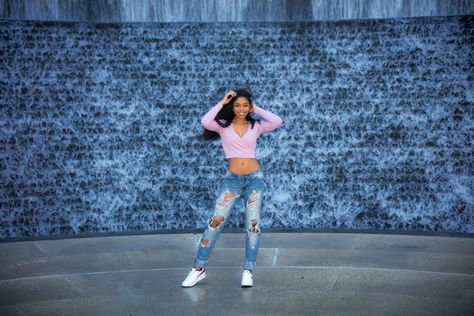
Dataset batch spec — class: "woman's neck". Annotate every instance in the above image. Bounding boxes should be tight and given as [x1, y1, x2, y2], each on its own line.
[232, 117, 247, 125]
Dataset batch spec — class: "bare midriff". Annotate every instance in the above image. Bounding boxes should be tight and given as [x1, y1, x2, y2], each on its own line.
[227, 158, 260, 175]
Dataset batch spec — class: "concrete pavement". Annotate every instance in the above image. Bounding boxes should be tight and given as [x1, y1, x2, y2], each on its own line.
[1, 231, 473, 315]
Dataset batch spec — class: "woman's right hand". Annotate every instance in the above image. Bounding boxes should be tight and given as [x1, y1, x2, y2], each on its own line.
[220, 90, 237, 105]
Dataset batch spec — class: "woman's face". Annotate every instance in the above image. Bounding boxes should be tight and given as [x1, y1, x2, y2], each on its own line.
[232, 97, 251, 120]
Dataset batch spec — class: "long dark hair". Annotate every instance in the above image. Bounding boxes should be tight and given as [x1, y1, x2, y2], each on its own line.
[199, 88, 260, 141]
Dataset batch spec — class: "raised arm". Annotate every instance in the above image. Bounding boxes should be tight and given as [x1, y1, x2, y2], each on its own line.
[201, 101, 224, 132]
[254, 105, 283, 135]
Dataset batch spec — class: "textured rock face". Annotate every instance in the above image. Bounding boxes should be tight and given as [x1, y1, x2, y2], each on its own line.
[0, 0, 473, 22]
[0, 16, 473, 237]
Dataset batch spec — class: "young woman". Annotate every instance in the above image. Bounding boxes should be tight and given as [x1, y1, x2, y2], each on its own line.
[181, 89, 283, 288]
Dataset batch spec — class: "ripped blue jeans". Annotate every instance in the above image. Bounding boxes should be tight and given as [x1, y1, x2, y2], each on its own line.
[194, 168, 264, 271]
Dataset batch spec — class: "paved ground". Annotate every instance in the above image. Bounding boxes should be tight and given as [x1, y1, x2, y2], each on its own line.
[0, 231, 473, 315]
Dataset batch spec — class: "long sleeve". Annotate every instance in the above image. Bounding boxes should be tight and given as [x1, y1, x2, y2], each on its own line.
[201, 101, 223, 132]
[254, 105, 283, 135]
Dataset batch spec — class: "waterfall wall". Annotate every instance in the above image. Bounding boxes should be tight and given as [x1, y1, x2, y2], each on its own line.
[0, 15, 473, 237]
[0, 0, 473, 22]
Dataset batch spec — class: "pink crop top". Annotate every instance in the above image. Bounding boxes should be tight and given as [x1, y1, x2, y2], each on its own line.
[201, 101, 283, 158]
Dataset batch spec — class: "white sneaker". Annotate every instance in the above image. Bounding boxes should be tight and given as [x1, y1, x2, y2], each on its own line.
[181, 268, 206, 288]
[241, 270, 253, 287]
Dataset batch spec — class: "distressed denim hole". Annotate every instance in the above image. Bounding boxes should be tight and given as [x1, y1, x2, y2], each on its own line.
[248, 219, 260, 235]
[217, 191, 237, 207]
[209, 216, 225, 229]
[247, 191, 260, 208]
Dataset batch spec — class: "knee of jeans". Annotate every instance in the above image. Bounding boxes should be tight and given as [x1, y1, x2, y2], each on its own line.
[208, 215, 225, 230]
[247, 219, 261, 236]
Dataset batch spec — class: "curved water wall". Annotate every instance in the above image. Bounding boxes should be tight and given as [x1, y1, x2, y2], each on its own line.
[0, 15, 473, 238]
[0, 0, 473, 22]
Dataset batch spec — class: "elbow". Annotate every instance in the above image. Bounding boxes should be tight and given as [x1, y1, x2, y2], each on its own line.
[276, 117, 283, 127]
[201, 118, 216, 131]
[201, 117, 210, 129]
